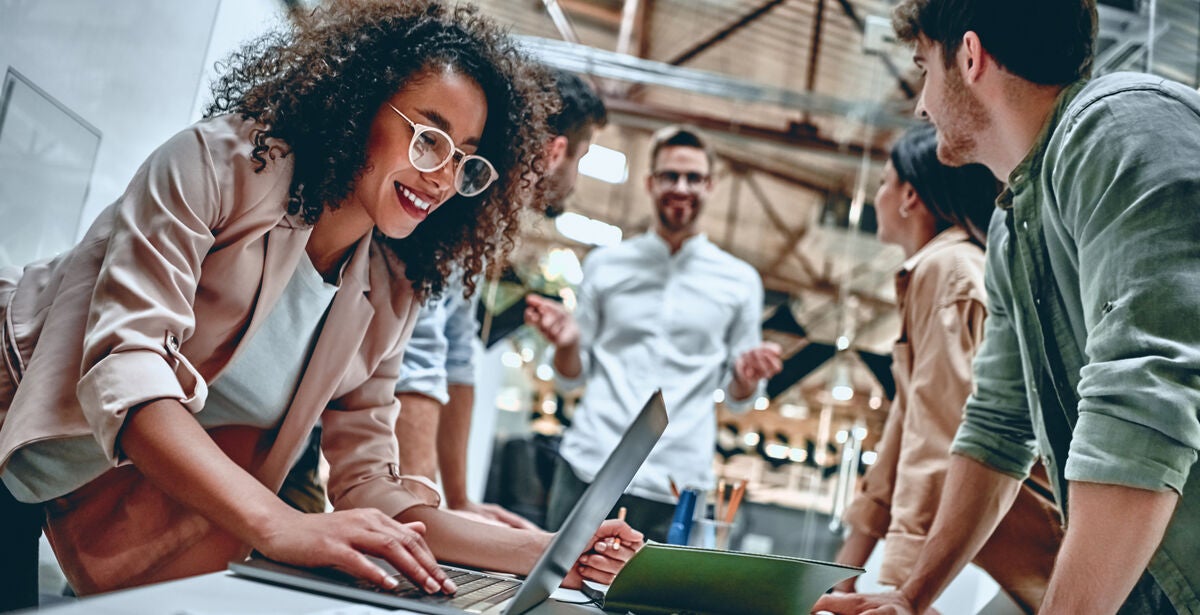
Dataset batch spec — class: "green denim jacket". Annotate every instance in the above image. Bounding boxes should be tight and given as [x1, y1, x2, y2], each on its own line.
[952, 72, 1200, 613]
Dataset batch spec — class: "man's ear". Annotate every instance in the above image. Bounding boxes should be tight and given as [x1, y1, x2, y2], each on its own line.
[960, 31, 987, 83]
[545, 135, 569, 173]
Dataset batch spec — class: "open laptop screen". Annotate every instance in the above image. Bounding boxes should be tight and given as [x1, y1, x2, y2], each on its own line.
[230, 390, 669, 615]
[504, 390, 668, 614]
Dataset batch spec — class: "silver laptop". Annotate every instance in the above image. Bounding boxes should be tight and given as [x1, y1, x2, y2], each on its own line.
[229, 390, 669, 614]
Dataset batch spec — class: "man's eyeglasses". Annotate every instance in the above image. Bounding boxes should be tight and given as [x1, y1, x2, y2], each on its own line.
[388, 104, 498, 197]
[652, 170, 709, 191]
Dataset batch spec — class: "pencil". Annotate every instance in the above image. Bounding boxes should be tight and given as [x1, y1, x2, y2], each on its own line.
[723, 479, 748, 524]
[610, 506, 627, 550]
[668, 476, 680, 500]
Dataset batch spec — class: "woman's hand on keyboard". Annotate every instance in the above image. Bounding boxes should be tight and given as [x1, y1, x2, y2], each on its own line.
[257, 508, 458, 595]
[562, 518, 645, 587]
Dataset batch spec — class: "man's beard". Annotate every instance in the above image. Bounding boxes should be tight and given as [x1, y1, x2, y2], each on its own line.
[936, 65, 990, 167]
[656, 196, 699, 233]
[540, 160, 576, 215]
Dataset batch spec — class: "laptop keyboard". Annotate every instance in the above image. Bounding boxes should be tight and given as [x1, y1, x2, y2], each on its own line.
[354, 567, 520, 612]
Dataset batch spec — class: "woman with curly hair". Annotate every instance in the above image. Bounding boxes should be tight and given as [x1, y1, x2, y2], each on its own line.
[0, 1, 639, 610]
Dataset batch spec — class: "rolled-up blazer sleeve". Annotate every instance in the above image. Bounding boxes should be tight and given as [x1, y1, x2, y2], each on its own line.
[76, 126, 222, 463]
[324, 332, 441, 518]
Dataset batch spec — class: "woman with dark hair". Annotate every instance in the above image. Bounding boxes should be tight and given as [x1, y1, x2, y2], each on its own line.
[831, 125, 1062, 613]
[0, 2, 638, 610]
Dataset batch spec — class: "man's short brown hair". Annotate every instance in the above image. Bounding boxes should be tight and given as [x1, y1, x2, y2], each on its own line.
[893, 0, 1097, 86]
[648, 124, 715, 173]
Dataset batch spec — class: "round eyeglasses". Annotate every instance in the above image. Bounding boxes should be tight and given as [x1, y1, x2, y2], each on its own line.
[387, 104, 498, 198]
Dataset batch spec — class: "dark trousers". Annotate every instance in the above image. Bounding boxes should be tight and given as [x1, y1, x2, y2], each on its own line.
[545, 457, 675, 544]
[0, 480, 42, 612]
[1118, 570, 1178, 615]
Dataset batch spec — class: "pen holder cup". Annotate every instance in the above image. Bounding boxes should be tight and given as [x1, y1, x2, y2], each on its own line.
[687, 518, 736, 550]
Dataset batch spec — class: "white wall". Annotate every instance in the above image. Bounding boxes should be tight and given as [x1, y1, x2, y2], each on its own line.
[191, 0, 291, 123]
[0, 0, 286, 239]
[5, 0, 293, 597]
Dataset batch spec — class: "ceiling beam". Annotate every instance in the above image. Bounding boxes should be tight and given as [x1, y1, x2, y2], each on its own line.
[542, 0, 583, 44]
[664, 0, 790, 66]
[518, 34, 917, 129]
[615, 0, 642, 56]
[559, 0, 623, 28]
[635, 0, 655, 58]
[719, 148, 840, 194]
[742, 173, 821, 282]
[604, 97, 891, 161]
[805, 0, 827, 95]
[832, 0, 916, 99]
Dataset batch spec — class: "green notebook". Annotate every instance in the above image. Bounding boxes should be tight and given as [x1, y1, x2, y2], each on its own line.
[601, 543, 862, 615]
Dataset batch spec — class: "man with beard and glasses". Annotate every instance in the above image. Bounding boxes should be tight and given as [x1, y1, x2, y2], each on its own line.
[278, 69, 607, 531]
[524, 125, 782, 542]
[814, 1, 1200, 614]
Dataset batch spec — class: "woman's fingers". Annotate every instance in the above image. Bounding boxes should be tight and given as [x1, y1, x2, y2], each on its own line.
[255, 509, 456, 594]
[599, 518, 644, 547]
[591, 541, 637, 572]
[361, 517, 455, 595]
[329, 544, 403, 590]
[570, 518, 644, 584]
[575, 553, 622, 584]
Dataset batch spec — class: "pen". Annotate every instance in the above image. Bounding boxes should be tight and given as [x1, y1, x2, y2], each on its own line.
[609, 506, 627, 550]
[723, 479, 748, 524]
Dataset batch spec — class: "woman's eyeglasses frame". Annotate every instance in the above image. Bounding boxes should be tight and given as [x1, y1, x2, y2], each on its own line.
[387, 103, 498, 198]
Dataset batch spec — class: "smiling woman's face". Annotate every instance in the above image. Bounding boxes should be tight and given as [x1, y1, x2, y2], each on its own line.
[349, 68, 488, 239]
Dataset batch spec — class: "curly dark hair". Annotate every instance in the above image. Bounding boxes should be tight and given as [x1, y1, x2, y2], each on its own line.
[205, 0, 555, 298]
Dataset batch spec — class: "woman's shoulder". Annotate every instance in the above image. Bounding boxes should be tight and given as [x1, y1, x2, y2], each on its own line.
[908, 238, 986, 305]
[186, 115, 291, 178]
[172, 115, 296, 229]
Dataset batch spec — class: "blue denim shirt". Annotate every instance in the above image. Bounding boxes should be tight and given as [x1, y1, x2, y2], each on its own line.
[952, 73, 1200, 612]
[394, 274, 479, 404]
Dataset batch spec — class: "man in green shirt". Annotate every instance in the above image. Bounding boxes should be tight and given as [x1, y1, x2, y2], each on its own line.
[815, 1, 1200, 614]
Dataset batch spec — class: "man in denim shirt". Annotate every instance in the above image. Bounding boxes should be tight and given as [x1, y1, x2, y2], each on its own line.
[815, 1, 1200, 614]
[392, 69, 608, 528]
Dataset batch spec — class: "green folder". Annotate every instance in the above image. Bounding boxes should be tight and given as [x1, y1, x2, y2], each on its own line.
[602, 543, 862, 614]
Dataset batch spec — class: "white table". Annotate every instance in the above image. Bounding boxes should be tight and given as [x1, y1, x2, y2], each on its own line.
[34, 572, 603, 615]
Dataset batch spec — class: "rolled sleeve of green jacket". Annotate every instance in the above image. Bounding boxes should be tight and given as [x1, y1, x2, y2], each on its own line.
[1052, 84, 1200, 495]
[952, 210, 1039, 481]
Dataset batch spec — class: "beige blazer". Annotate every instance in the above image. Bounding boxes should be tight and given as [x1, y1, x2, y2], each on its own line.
[842, 228, 1062, 613]
[0, 115, 437, 593]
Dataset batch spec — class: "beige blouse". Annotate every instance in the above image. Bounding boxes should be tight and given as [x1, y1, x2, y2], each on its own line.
[842, 227, 1061, 613]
